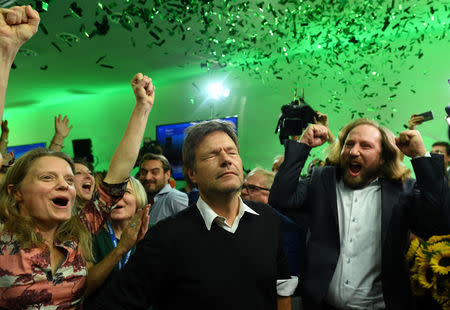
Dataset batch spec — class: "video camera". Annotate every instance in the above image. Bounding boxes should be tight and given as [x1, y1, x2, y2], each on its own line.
[275, 89, 318, 144]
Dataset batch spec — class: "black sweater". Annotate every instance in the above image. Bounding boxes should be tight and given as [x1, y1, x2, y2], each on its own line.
[95, 201, 290, 310]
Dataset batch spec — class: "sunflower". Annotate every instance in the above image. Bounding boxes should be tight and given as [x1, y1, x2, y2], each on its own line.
[431, 273, 450, 304]
[406, 237, 420, 262]
[410, 273, 427, 296]
[430, 248, 450, 275]
[415, 247, 432, 269]
[428, 234, 450, 244]
[417, 256, 436, 289]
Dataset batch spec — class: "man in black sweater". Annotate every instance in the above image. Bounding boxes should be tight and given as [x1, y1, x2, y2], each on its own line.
[95, 120, 297, 310]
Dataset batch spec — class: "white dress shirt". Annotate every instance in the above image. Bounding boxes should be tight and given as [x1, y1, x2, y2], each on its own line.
[196, 196, 298, 296]
[325, 179, 386, 309]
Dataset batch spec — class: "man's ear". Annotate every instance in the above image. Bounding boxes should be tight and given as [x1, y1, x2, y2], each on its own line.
[188, 168, 196, 185]
[164, 170, 171, 183]
[8, 184, 22, 202]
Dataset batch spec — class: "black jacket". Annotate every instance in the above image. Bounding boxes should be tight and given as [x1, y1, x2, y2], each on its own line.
[269, 140, 450, 310]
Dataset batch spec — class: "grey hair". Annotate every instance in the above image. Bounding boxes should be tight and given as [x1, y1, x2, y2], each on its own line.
[246, 167, 275, 189]
[183, 120, 238, 171]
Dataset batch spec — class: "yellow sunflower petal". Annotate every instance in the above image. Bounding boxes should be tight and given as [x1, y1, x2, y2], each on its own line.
[428, 234, 450, 244]
[430, 249, 450, 275]
[410, 274, 427, 296]
[406, 238, 421, 262]
[417, 262, 436, 289]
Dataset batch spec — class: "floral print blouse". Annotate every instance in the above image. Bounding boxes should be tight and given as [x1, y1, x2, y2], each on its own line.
[0, 181, 126, 309]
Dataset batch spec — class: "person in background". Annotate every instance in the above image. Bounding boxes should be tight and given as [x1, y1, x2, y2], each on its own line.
[49, 115, 73, 152]
[241, 167, 307, 281]
[84, 177, 149, 308]
[272, 155, 285, 174]
[430, 141, 450, 172]
[73, 158, 96, 205]
[137, 153, 188, 225]
[181, 165, 199, 206]
[408, 113, 450, 174]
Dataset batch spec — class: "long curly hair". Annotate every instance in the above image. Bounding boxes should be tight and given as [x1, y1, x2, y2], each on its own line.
[326, 118, 411, 183]
[0, 148, 93, 261]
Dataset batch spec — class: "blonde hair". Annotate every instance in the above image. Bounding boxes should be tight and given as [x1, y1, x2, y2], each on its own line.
[246, 167, 275, 189]
[326, 118, 410, 183]
[272, 155, 284, 173]
[128, 176, 147, 210]
[0, 148, 94, 262]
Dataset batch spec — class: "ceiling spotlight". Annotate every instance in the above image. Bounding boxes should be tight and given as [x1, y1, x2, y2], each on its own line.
[208, 82, 230, 99]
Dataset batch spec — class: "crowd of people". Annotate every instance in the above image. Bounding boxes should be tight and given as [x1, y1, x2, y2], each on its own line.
[0, 5, 449, 310]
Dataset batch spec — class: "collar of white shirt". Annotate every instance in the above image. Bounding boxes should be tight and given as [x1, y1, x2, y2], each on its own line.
[196, 195, 259, 233]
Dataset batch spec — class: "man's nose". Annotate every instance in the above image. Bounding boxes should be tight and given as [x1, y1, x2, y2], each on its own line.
[349, 146, 360, 156]
[143, 171, 153, 180]
[219, 152, 232, 167]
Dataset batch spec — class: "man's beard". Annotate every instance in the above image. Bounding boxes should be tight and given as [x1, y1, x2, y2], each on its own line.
[341, 163, 380, 189]
[142, 180, 164, 195]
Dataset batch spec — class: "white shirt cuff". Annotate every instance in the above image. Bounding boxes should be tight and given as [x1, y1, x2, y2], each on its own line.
[414, 151, 431, 159]
[276, 276, 298, 296]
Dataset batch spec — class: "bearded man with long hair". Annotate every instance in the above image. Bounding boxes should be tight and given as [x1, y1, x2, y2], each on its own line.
[269, 118, 450, 310]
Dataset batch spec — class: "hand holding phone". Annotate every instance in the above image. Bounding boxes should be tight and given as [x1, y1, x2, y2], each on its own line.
[416, 111, 434, 122]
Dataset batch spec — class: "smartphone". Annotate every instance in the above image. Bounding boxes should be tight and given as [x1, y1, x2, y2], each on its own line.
[417, 111, 434, 122]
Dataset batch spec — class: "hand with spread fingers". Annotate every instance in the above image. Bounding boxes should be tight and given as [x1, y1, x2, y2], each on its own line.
[117, 204, 150, 253]
[48, 114, 73, 151]
[54, 115, 73, 138]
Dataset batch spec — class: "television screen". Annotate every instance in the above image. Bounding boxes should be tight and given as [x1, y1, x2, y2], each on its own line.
[156, 116, 238, 180]
[7, 142, 46, 159]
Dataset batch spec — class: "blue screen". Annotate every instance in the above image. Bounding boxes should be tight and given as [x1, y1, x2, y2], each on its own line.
[7, 142, 46, 159]
[156, 116, 238, 180]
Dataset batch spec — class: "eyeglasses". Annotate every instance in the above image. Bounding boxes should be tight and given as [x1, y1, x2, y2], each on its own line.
[242, 183, 270, 192]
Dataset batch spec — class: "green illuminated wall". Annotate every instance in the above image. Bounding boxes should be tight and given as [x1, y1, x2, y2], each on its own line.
[4, 0, 450, 183]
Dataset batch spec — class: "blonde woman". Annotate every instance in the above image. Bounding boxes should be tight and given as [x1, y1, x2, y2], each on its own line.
[85, 177, 149, 307]
[0, 7, 156, 307]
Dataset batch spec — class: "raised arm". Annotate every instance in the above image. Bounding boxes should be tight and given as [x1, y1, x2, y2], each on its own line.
[408, 114, 424, 130]
[0, 119, 9, 155]
[0, 5, 40, 122]
[103, 73, 155, 184]
[314, 112, 335, 143]
[269, 124, 328, 210]
[49, 115, 72, 151]
[396, 130, 450, 235]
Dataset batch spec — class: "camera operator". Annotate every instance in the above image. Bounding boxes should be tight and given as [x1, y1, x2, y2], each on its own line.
[269, 118, 450, 310]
